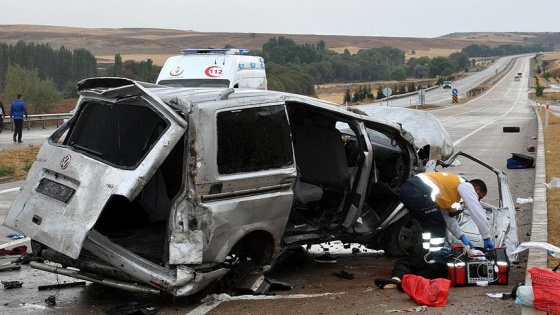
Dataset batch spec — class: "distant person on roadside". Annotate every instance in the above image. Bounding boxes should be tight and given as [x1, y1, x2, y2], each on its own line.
[0, 99, 5, 134]
[10, 94, 28, 143]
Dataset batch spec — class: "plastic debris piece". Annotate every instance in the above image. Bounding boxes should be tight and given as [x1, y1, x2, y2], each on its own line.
[38, 281, 86, 291]
[2, 280, 23, 289]
[106, 302, 159, 315]
[6, 233, 26, 239]
[516, 197, 533, 204]
[45, 295, 56, 306]
[515, 285, 534, 307]
[0, 263, 21, 272]
[384, 305, 428, 313]
[0, 245, 27, 256]
[332, 270, 355, 280]
[545, 177, 560, 189]
[511, 242, 560, 259]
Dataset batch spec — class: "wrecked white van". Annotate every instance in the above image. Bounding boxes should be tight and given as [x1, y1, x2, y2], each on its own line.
[3, 78, 517, 298]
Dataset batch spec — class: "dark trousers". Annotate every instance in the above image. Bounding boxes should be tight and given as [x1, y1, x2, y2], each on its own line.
[13, 119, 23, 141]
[399, 176, 446, 239]
[391, 256, 448, 280]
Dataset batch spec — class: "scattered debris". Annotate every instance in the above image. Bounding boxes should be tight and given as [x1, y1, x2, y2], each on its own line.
[512, 242, 560, 259]
[332, 270, 355, 280]
[106, 301, 159, 315]
[0, 263, 21, 272]
[515, 285, 534, 307]
[11, 252, 36, 265]
[45, 295, 57, 306]
[38, 281, 87, 291]
[507, 153, 534, 169]
[545, 177, 560, 189]
[516, 197, 533, 204]
[2, 280, 23, 289]
[6, 233, 26, 239]
[0, 245, 27, 256]
[234, 271, 293, 295]
[384, 305, 428, 313]
[503, 126, 520, 132]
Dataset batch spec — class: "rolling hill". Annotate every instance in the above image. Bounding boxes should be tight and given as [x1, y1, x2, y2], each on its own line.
[1, 25, 556, 65]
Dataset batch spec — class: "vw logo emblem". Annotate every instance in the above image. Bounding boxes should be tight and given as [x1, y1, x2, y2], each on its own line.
[60, 155, 71, 169]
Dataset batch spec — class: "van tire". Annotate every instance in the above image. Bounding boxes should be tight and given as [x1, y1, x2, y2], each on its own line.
[381, 213, 423, 257]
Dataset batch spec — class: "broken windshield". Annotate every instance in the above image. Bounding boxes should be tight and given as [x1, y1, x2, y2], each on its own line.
[60, 100, 168, 168]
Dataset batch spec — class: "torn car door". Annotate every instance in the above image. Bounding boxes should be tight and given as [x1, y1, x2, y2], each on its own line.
[437, 151, 519, 260]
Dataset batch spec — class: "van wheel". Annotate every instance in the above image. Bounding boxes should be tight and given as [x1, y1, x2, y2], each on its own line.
[382, 214, 422, 257]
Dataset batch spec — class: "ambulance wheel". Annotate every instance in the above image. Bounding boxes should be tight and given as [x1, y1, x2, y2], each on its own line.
[382, 214, 423, 257]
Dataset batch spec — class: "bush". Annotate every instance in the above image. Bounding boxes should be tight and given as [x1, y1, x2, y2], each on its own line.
[0, 165, 15, 176]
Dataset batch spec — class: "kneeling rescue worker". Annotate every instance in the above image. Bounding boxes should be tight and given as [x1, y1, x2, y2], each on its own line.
[375, 171, 495, 289]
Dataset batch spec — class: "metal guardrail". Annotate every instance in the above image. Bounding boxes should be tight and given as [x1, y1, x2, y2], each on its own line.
[2, 113, 73, 130]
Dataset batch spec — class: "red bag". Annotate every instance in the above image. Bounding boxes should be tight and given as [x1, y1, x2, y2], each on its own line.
[529, 267, 560, 314]
[401, 274, 451, 307]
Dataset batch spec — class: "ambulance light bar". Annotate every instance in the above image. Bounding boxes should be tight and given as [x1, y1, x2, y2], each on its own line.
[180, 48, 250, 55]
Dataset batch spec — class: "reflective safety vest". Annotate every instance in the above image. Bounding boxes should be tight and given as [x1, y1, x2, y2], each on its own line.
[417, 172, 464, 213]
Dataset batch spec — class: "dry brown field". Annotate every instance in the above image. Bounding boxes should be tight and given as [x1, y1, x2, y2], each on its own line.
[0, 25, 543, 61]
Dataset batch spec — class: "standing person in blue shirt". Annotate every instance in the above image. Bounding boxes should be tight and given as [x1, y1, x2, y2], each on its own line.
[10, 94, 29, 143]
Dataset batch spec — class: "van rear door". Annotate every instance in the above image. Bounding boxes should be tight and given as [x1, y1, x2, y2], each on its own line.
[3, 78, 187, 259]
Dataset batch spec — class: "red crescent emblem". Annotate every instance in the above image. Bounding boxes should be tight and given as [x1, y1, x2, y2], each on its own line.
[170, 67, 184, 76]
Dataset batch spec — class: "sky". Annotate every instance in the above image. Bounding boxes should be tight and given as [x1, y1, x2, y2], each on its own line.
[1, 0, 559, 38]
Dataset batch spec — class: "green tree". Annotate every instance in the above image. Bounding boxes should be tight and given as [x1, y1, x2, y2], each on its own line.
[30, 79, 62, 113]
[3, 64, 39, 103]
[3, 64, 61, 113]
[429, 56, 454, 77]
[448, 51, 470, 72]
[389, 66, 407, 81]
[343, 88, 352, 104]
[113, 53, 123, 76]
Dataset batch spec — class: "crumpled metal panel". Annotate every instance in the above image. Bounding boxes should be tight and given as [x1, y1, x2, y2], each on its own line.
[362, 107, 454, 160]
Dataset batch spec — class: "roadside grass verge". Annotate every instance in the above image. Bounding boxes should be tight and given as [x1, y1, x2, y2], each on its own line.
[0, 145, 40, 180]
[541, 110, 560, 268]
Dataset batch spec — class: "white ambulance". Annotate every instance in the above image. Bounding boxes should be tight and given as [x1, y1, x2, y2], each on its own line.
[156, 48, 267, 90]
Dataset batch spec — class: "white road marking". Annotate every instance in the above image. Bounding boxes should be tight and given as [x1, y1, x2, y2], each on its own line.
[0, 187, 20, 194]
[188, 292, 347, 315]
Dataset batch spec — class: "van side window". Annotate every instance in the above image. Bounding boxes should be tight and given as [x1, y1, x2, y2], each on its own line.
[217, 105, 293, 174]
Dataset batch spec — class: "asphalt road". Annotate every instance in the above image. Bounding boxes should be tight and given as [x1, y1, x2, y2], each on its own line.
[0, 55, 539, 314]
